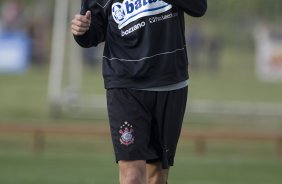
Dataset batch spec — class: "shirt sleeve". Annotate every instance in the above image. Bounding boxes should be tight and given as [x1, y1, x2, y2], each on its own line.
[163, 0, 207, 17]
[73, 0, 107, 48]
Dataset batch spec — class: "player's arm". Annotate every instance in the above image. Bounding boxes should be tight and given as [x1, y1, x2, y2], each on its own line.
[163, 0, 207, 17]
[72, 0, 107, 48]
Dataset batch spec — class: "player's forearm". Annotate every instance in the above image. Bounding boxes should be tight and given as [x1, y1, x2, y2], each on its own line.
[163, 0, 207, 17]
[73, 26, 103, 48]
[74, 31, 93, 48]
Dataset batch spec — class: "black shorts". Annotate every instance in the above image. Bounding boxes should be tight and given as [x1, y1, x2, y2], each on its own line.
[106, 87, 188, 169]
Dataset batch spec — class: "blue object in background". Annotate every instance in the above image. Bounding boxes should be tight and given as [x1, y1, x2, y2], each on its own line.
[0, 32, 30, 73]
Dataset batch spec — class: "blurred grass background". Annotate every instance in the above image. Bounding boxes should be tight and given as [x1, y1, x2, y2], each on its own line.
[0, 134, 282, 184]
[1, 0, 282, 183]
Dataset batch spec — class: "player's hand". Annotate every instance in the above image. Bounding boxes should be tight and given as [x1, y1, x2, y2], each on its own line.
[71, 10, 91, 36]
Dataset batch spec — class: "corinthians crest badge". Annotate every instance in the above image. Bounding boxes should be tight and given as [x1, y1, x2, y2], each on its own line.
[119, 121, 134, 146]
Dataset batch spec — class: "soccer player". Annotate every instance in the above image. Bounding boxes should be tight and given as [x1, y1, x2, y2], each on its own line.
[71, 0, 207, 183]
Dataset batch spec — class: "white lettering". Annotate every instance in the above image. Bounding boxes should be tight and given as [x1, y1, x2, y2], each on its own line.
[112, 0, 172, 29]
[149, 13, 178, 24]
[121, 22, 146, 37]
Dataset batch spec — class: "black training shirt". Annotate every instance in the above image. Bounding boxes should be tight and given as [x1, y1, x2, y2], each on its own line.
[74, 0, 207, 89]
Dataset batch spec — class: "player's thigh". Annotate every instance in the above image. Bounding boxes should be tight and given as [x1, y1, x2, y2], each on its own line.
[146, 162, 169, 183]
[119, 160, 147, 177]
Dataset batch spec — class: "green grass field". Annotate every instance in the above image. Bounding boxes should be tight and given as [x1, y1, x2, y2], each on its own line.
[1, 152, 281, 184]
[0, 135, 281, 184]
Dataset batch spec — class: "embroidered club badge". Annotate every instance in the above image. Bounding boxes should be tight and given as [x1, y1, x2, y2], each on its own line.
[119, 121, 134, 146]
